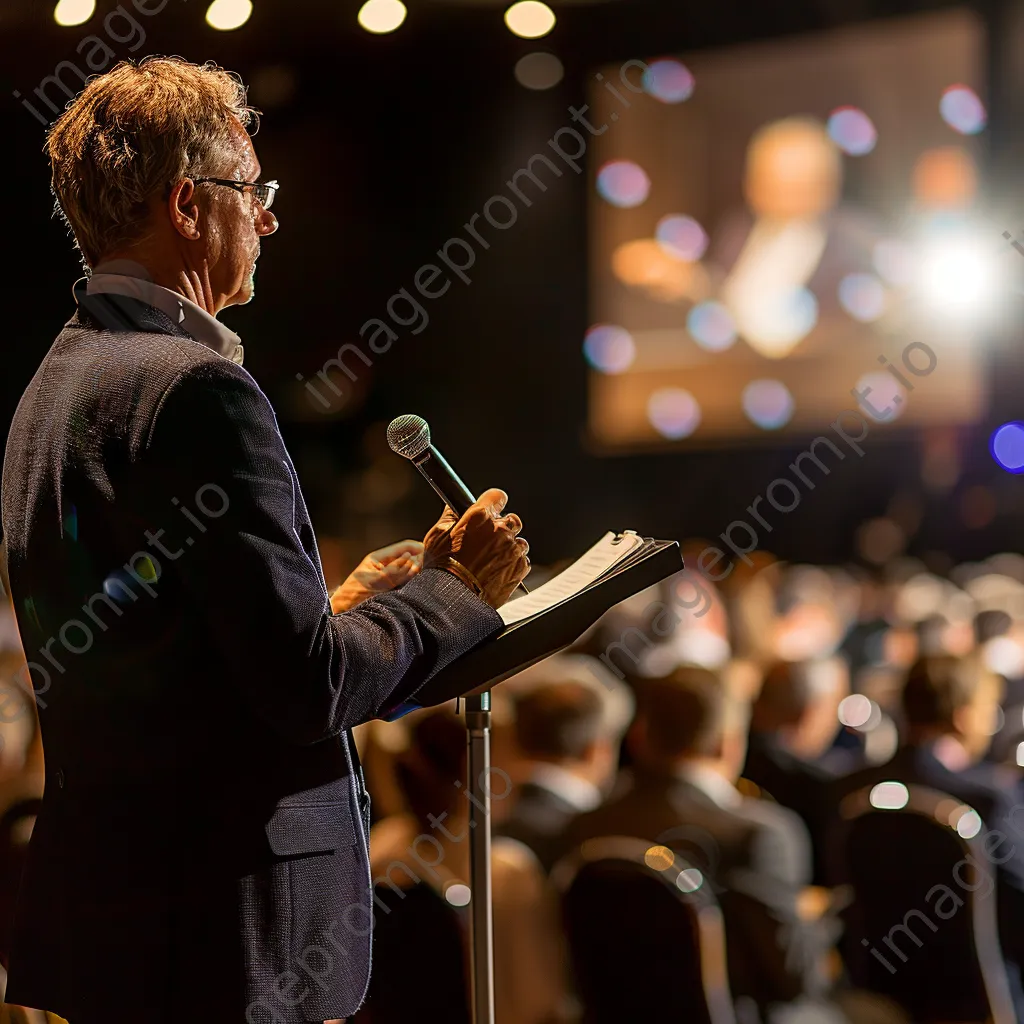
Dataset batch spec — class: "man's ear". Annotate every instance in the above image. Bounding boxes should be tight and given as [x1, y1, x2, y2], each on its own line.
[167, 178, 201, 241]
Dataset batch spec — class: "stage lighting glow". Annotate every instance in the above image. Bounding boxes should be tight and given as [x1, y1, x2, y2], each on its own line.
[869, 781, 909, 810]
[655, 215, 707, 261]
[504, 1, 555, 39]
[357, 0, 407, 33]
[647, 388, 701, 439]
[676, 868, 703, 892]
[742, 379, 794, 430]
[919, 237, 991, 313]
[584, 324, 635, 374]
[940, 85, 986, 135]
[838, 272, 886, 322]
[642, 59, 694, 104]
[687, 301, 736, 352]
[872, 239, 915, 286]
[644, 846, 674, 871]
[54, 0, 95, 26]
[737, 287, 818, 357]
[853, 372, 905, 422]
[514, 52, 563, 90]
[444, 883, 471, 906]
[838, 694, 872, 728]
[826, 106, 877, 156]
[206, 0, 253, 30]
[596, 160, 650, 208]
[955, 808, 983, 839]
[991, 423, 1024, 473]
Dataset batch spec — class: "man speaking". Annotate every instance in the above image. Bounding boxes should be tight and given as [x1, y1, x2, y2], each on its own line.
[0, 57, 529, 1024]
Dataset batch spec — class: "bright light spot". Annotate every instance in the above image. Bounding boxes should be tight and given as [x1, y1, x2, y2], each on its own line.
[919, 240, 991, 312]
[656, 215, 708, 261]
[444, 883, 471, 906]
[991, 423, 1024, 473]
[742, 379, 794, 430]
[54, 0, 95, 26]
[985, 637, 1024, 678]
[873, 239, 915, 286]
[206, 0, 253, 30]
[941, 85, 987, 135]
[838, 694, 872, 728]
[504, 1, 555, 39]
[644, 845, 674, 871]
[955, 808, 983, 839]
[839, 273, 886, 322]
[687, 301, 736, 352]
[357, 0, 407, 33]
[596, 160, 650, 208]
[1017, 741, 1024, 768]
[642, 59, 694, 104]
[827, 106, 877, 156]
[676, 868, 703, 892]
[853, 372, 905, 423]
[738, 287, 818, 356]
[514, 52, 563, 90]
[869, 781, 910, 810]
[584, 324, 635, 374]
[648, 388, 701, 440]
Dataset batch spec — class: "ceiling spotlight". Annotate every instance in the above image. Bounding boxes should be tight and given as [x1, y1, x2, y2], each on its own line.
[358, 0, 407, 34]
[53, 0, 95, 26]
[206, 0, 253, 31]
[505, 1, 556, 40]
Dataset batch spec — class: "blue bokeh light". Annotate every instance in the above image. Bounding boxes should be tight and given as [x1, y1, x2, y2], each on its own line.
[991, 423, 1024, 473]
[642, 59, 695, 104]
[596, 160, 651, 208]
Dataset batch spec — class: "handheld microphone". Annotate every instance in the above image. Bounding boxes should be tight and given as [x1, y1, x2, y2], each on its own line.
[387, 414, 528, 594]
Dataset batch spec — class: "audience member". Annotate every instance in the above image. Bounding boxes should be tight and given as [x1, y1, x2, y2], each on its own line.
[497, 655, 632, 871]
[744, 658, 851, 882]
[564, 666, 842, 1024]
[830, 654, 1024, 1018]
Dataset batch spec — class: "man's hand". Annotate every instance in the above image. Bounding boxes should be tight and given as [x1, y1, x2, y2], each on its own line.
[330, 540, 424, 613]
[423, 487, 530, 609]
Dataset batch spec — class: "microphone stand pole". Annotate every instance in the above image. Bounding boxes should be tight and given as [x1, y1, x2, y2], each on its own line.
[464, 690, 495, 1024]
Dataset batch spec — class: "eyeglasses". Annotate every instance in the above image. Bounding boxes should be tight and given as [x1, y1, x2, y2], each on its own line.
[191, 177, 279, 211]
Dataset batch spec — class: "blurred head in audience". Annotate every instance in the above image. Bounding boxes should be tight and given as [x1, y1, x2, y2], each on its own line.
[629, 665, 749, 782]
[509, 655, 633, 792]
[901, 654, 1002, 763]
[750, 658, 849, 760]
[393, 708, 468, 829]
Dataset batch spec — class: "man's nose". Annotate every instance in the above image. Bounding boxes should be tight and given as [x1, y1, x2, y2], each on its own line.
[257, 207, 278, 236]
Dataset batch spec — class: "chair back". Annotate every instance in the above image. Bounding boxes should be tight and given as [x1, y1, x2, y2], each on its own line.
[836, 782, 1015, 1024]
[552, 836, 736, 1024]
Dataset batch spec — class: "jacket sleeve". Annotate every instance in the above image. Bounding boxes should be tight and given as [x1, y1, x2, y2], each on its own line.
[142, 358, 503, 744]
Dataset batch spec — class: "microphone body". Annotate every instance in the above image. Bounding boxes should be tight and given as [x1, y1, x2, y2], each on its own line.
[411, 445, 477, 518]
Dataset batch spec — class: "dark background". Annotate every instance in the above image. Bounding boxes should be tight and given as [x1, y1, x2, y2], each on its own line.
[3, 0, 1024, 580]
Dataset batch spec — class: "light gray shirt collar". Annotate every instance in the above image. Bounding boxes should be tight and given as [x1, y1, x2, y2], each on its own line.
[86, 269, 244, 366]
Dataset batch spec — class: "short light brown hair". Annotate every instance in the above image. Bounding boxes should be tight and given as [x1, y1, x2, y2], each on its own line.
[46, 57, 256, 268]
[901, 655, 991, 730]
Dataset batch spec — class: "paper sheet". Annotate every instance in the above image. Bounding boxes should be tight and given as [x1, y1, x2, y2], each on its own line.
[498, 531, 645, 626]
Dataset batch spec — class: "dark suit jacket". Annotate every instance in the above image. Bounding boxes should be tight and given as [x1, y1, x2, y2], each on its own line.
[497, 779, 584, 873]
[563, 768, 832, 1018]
[743, 732, 837, 884]
[0, 287, 502, 1024]
[829, 743, 1024, 1017]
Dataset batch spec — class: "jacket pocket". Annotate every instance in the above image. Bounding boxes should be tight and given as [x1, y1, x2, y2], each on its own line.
[264, 779, 355, 857]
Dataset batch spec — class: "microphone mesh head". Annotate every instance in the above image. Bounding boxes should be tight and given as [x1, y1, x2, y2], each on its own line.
[387, 415, 431, 459]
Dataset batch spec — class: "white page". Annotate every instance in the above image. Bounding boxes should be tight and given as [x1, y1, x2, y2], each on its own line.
[498, 531, 644, 626]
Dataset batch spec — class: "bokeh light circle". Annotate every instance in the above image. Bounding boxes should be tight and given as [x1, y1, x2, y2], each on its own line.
[647, 388, 701, 439]
[991, 422, 1024, 473]
[514, 52, 564, 90]
[356, 0, 406, 33]
[853, 371, 905, 422]
[838, 272, 886, 322]
[596, 160, 651, 208]
[504, 0, 556, 39]
[655, 215, 708, 261]
[940, 85, 986, 135]
[873, 239, 915, 286]
[742, 379, 794, 430]
[827, 106, 877, 156]
[584, 324, 636, 374]
[641, 59, 694, 104]
[687, 301, 736, 352]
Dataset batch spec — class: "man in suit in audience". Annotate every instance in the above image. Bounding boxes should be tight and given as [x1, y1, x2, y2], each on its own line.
[497, 655, 633, 872]
[830, 655, 1024, 1018]
[565, 666, 841, 1024]
[744, 658, 850, 883]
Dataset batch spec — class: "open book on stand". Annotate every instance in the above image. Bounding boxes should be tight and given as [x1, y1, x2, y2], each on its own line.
[412, 531, 684, 707]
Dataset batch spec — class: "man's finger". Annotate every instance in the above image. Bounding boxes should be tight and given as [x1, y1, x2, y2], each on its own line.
[474, 488, 508, 516]
[373, 539, 424, 563]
